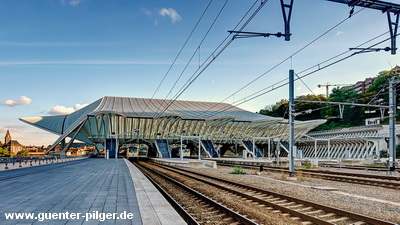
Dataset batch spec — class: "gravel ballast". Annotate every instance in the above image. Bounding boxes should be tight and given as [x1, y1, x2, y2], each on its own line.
[184, 166, 400, 224]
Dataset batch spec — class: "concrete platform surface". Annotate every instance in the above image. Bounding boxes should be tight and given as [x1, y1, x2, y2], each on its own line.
[0, 158, 185, 225]
[151, 158, 217, 168]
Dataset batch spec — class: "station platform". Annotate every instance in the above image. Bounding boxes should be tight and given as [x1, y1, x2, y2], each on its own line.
[150, 157, 217, 168]
[0, 158, 185, 225]
[161, 157, 340, 167]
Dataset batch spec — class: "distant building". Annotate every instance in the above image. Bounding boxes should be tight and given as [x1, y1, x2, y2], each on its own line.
[26, 145, 46, 156]
[3, 129, 23, 155]
[350, 66, 400, 94]
[352, 77, 376, 94]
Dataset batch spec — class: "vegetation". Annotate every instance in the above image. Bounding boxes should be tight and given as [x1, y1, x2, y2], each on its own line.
[0, 147, 9, 157]
[259, 67, 400, 131]
[302, 161, 312, 169]
[231, 166, 245, 174]
[16, 149, 30, 157]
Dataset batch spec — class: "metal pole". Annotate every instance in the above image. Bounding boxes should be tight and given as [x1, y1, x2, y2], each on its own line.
[328, 139, 331, 159]
[268, 138, 271, 159]
[389, 78, 396, 172]
[104, 138, 107, 159]
[198, 137, 201, 160]
[276, 139, 281, 165]
[115, 136, 118, 159]
[326, 85, 329, 98]
[252, 138, 256, 159]
[289, 69, 295, 176]
[180, 136, 183, 161]
[314, 139, 317, 159]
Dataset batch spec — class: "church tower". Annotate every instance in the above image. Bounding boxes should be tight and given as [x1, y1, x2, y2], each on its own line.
[5, 129, 11, 145]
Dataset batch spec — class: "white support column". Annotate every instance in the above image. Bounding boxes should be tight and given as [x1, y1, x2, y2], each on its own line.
[314, 139, 317, 159]
[180, 136, 183, 161]
[268, 138, 271, 159]
[198, 137, 201, 160]
[328, 139, 331, 159]
[252, 138, 256, 159]
[115, 137, 118, 159]
[104, 138, 107, 159]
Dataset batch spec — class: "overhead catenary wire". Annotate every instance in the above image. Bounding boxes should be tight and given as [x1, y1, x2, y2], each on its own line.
[204, 7, 366, 113]
[155, 0, 230, 112]
[154, 0, 269, 118]
[202, 31, 398, 119]
[141, 0, 214, 112]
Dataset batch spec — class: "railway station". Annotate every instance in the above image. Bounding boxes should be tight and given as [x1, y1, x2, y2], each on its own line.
[7, 95, 399, 225]
[20, 96, 326, 159]
[1, 0, 400, 224]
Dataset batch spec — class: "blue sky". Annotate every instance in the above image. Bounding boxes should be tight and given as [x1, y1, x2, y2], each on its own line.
[1, 0, 399, 145]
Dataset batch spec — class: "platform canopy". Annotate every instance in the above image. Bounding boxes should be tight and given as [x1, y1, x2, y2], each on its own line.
[20, 96, 325, 154]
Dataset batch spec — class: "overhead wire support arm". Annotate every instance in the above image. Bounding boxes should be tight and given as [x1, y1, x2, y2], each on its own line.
[388, 10, 399, 54]
[326, 0, 400, 54]
[228, 30, 285, 39]
[228, 0, 294, 41]
[295, 99, 391, 108]
[281, 0, 294, 41]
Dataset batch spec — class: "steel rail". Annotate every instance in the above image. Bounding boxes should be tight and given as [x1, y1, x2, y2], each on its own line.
[150, 162, 335, 225]
[133, 162, 199, 225]
[216, 162, 400, 189]
[152, 162, 396, 225]
[135, 162, 258, 225]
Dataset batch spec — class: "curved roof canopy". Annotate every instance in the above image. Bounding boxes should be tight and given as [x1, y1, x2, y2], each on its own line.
[20, 96, 326, 154]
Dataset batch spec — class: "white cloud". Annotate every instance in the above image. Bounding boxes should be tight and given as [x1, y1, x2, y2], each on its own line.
[0, 41, 116, 47]
[74, 103, 88, 110]
[61, 0, 84, 7]
[159, 8, 182, 23]
[336, 31, 344, 36]
[141, 7, 152, 17]
[3, 96, 32, 106]
[69, 0, 81, 6]
[4, 100, 20, 106]
[20, 96, 32, 104]
[48, 103, 88, 115]
[0, 60, 169, 66]
[49, 105, 75, 115]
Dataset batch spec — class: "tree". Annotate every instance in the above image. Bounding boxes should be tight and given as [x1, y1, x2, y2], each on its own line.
[17, 149, 30, 157]
[317, 87, 363, 130]
[259, 66, 400, 131]
[259, 99, 288, 118]
[0, 147, 10, 157]
[259, 94, 327, 120]
[294, 94, 327, 121]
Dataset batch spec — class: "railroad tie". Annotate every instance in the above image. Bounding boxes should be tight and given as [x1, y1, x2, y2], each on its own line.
[305, 209, 323, 215]
[327, 216, 349, 223]
[318, 213, 336, 218]
[296, 206, 313, 212]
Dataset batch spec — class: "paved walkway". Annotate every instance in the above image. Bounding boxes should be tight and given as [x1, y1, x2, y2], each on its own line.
[0, 158, 183, 225]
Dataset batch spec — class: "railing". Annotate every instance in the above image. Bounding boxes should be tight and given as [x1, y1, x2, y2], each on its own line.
[307, 125, 382, 135]
[0, 155, 91, 170]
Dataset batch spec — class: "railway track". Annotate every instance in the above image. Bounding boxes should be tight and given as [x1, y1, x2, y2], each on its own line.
[134, 162, 258, 225]
[140, 161, 396, 225]
[216, 162, 400, 190]
[320, 164, 400, 172]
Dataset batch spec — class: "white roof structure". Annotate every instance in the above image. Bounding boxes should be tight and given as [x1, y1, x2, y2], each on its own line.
[20, 96, 326, 155]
